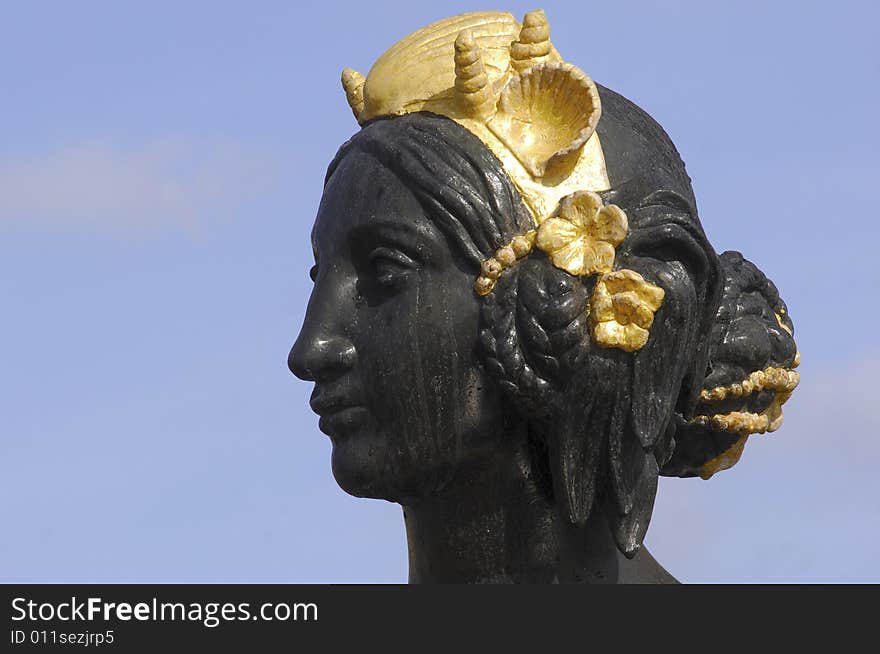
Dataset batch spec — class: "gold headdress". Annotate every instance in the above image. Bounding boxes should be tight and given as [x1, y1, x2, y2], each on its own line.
[341, 10, 608, 225]
[341, 10, 663, 353]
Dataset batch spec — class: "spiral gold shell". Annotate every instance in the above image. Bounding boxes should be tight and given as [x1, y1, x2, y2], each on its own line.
[510, 9, 552, 72]
[341, 68, 366, 120]
[454, 30, 495, 120]
[488, 62, 602, 178]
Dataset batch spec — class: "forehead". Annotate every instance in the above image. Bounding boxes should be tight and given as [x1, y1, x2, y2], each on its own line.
[312, 150, 432, 256]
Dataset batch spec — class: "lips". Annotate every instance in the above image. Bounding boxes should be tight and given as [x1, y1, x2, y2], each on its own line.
[309, 386, 370, 438]
[309, 387, 366, 417]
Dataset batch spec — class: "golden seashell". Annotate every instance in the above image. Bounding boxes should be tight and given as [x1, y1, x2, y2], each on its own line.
[341, 68, 366, 120]
[510, 9, 552, 72]
[454, 30, 495, 119]
[488, 62, 601, 178]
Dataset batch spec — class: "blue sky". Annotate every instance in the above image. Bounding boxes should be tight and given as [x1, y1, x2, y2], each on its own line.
[1, 0, 877, 582]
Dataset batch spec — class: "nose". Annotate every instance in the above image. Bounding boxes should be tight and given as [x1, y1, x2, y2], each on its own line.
[288, 328, 356, 382]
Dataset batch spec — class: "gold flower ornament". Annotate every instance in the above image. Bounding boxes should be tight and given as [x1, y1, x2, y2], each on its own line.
[590, 270, 665, 352]
[536, 191, 627, 276]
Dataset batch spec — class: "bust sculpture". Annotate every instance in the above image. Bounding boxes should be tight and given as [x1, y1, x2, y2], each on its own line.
[288, 10, 799, 583]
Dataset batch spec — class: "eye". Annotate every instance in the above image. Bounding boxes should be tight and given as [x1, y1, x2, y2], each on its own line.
[368, 247, 416, 289]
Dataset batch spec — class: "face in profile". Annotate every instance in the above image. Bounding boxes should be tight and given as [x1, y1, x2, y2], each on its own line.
[288, 150, 505, 504]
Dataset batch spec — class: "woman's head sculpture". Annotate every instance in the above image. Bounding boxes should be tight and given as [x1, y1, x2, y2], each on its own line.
[289, 10, 799, 583]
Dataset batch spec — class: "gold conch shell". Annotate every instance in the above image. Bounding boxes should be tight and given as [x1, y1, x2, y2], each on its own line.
[510, 9, 552, 72]
[341, 68, 365, 120]
[454, 30, 494, 120]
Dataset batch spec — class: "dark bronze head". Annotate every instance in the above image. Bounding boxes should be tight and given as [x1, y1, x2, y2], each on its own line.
[288, 11, 798, 582]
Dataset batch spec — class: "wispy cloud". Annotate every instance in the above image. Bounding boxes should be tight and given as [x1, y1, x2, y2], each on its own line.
[0, 139, 280, 234]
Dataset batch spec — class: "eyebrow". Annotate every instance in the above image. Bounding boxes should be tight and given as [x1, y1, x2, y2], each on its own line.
[348, 219, 441, 262]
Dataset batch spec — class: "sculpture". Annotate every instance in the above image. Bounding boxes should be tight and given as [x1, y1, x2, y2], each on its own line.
[288, 10, 799, 583]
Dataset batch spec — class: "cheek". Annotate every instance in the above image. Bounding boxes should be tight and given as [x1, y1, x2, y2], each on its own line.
[358, 270, 494, 476]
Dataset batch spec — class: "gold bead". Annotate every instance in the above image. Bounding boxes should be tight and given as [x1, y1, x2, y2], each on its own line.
[474, 276, 495, 296]
[713, 416, 730, 431]
[481, 258, 502, 280]
[710, 387, 727, 402]
[510, 235, 532, 258]
[496, 246, 516, 267]
[766, 368, 785, 388]
[751, 370, 765, 390]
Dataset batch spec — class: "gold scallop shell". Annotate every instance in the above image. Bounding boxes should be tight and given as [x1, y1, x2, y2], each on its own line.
[488, 62, 601, 179]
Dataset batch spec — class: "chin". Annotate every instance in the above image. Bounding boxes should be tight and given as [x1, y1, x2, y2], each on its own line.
[329, 432, 449, 504]
[330, 437, 390, 500]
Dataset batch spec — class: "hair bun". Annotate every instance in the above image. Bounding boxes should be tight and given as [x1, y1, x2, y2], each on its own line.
[661, 251, 799, 479]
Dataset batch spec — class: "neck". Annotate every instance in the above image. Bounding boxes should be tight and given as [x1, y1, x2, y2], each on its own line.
[402, 434, 675, 584]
